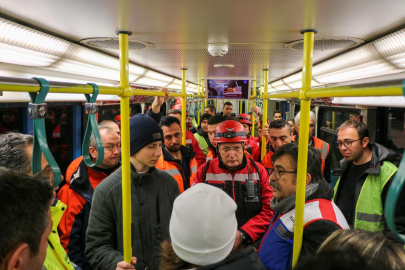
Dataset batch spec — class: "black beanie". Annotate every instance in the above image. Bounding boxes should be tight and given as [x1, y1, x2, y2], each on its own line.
[130, 114, 163, 156]
[200, 113, 211, 125]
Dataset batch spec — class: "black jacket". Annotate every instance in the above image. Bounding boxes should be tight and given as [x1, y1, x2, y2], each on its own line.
[197, 246, 266, 270]
[335, 143, 405, 244]
[85, 166, 180, 270]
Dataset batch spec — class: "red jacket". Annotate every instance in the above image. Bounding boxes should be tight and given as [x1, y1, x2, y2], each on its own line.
[186, 130, 206, 167]
[245, 135, 261, 161]
[58, 159, 120, 270]
[193, 157, 273, 242]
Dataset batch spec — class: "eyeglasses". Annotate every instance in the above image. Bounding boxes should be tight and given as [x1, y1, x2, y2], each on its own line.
[104, 144, 120, 152]
[272, 169, 297, 179]
[219, 146, 243, 153]
[335, 139, 362, 148]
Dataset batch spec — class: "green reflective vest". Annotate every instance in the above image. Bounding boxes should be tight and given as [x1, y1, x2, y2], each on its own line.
[194, 133, 209, 155]
[334, 161, 397, 232]
[44, 200, 75, 270]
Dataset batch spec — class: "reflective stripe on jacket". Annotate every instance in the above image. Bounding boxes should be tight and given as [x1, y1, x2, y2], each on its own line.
[193, 157, 273, 242]
[156, 155, 198, 193]
[258, 199, 349, 270]
[334, 160, 397, 232]
[45, 199, 76, 270]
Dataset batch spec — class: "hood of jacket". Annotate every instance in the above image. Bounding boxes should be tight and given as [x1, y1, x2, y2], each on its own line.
[340, 142, 398, 175]
[196, 125, 208, 137]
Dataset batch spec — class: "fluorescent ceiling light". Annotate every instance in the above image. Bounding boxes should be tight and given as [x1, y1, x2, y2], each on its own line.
[0, 18, 70, 56]
[271, 80, 291, 91]
[0, 43, 60, 66]
[167, 84, 183, 90]
[134, 78, 168, 87]
[129, 64, 146, 76]
[20, 73, 117, 87]
[144, 70, 173, 83]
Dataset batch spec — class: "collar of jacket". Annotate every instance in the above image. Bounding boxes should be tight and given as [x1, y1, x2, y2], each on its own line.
[196, 125, 208, 137]
[339, 143, 398, 176]
[271, 181, 334, 214]
[130, 163, 156, 186]
[162, 145, 196, 164]
[70, 159, 120, 200]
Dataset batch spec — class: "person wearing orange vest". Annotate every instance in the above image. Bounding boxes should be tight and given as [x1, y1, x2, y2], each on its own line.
[193, 120, 273, 248]
[156, 116, 198, 193]
[167, 109, 206, 167]
[294, 111, 331, 183]
[261, 120, 294, 175]
[237, 113, 261, 161]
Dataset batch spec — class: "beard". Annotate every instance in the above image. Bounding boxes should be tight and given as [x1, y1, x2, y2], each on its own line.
[167, 144, 181, 152]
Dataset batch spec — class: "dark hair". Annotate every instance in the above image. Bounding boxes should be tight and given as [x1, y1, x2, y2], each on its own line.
[319, 230, 405, 270]
[226, 116, 241, 123]
[0, 133, 33, 175]
[273, 110, 282, 116]
[160, 116, 181, 128]
[288, 118, 295, 124]
[208, 115, 226, 125]
[272, 143, 324, 183]
[0, 168, 54, 265]
[200, 113, 211, 124]
[205, 105, 216, 113]
[339, 120, 369, 139]
[269, 120, 292, 133]
[223, 102, 233, 108]
[167, 109, 182, 116]
[295, 250, 378, 270]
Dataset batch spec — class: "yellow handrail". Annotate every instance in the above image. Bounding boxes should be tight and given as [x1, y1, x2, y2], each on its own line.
[182, 69, 187, 145]
[198, 85, 201, 126]
[261, 71, 269, 160]
[292, 30, 315, 268]
[251, 80, 257, 137]
[118, 31, 133, 264]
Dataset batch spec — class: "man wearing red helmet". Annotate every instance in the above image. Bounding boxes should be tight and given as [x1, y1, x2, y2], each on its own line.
[238, 113, 261, 161]
[193, 120, 273, 249]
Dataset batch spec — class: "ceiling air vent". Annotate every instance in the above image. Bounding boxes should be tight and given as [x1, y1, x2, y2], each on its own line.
[285, 37, 364, 51]
[80, 38, 153, 51]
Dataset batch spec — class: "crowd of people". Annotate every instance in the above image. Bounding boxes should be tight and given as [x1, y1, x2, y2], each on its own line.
[1, 88, 405, 270]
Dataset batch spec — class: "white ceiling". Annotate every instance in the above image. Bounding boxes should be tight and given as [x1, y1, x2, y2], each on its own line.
[1, 0, 405, 85]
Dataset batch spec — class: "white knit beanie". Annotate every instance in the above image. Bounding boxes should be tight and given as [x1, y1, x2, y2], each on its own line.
[169, 184, 238, 266]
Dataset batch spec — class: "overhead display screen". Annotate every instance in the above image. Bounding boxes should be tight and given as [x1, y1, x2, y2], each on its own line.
[206, 79, 250, 100]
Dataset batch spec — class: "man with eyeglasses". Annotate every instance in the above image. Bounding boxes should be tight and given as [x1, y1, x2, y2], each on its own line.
[294, 111, 331, 183]
[58, 125, 121, 270]
[334, 120, 405, 243]
[193, 120, 273, 251]
[258, 143, 349, 270]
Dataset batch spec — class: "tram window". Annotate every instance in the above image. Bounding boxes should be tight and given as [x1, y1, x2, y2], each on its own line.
[98, 103, 143, 123]
[386, 107, 405, 155]
[45, 107, 71, 179]
[0, 108, 23, 134]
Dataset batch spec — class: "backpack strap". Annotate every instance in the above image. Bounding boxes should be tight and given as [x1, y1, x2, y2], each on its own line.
[203, 159, 211, 182]
[249, 158, 261, 182]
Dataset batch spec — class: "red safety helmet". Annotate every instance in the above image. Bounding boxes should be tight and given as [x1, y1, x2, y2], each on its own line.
[114, 114, 133, 127]
[237, 113, 252, 125]
[172, 104, 182, 110]
[214, 120, 247, 143]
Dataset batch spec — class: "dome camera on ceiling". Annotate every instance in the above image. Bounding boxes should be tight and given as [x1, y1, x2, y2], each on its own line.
[208, 44, 228, 57]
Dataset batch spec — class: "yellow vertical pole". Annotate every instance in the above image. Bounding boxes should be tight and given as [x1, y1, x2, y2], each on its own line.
[118, 30, 133, 264]
[292, 29, 316, 268]
[251, 80, 256, 137]
[201, 79, 206, 107]
[198, 84, 201, 126]
[332, 111, 335, 130]
[261, 71, 269, 160]
[181, 69, 187, 145]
